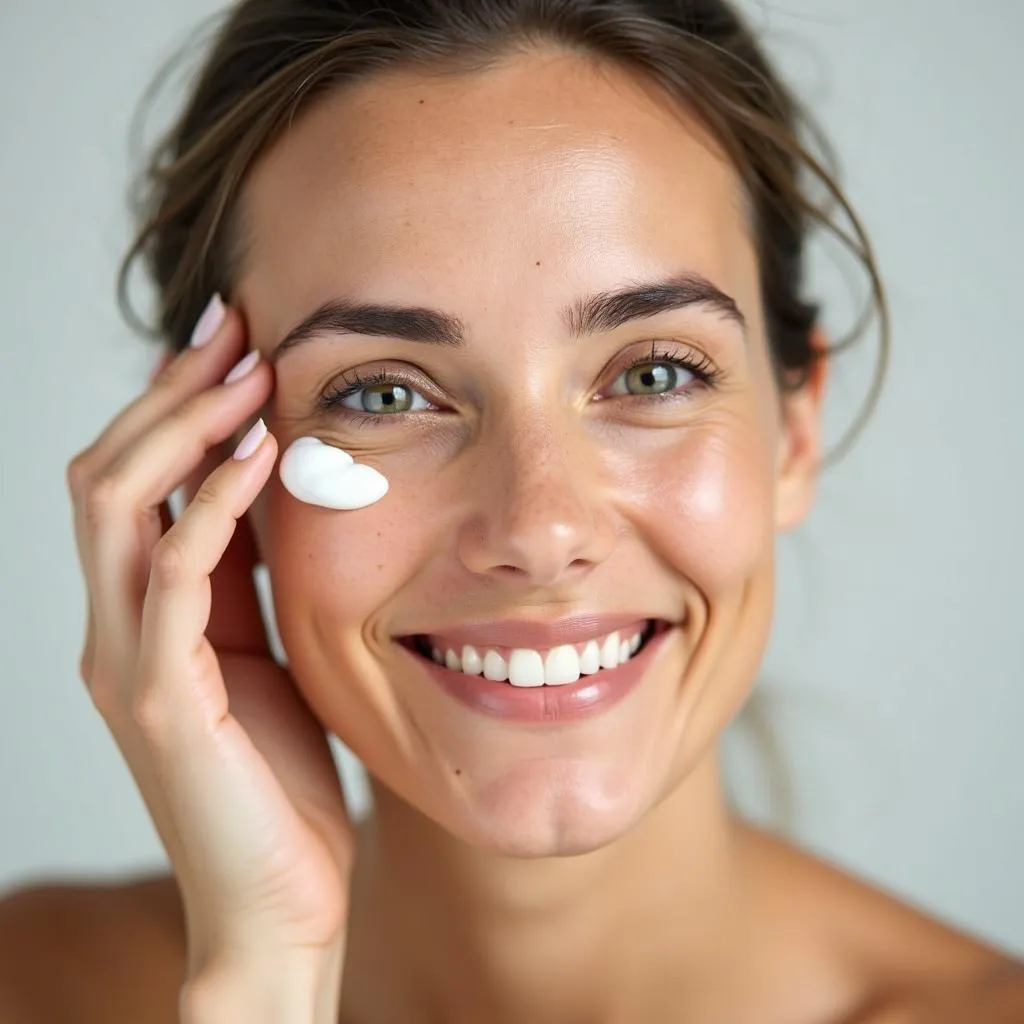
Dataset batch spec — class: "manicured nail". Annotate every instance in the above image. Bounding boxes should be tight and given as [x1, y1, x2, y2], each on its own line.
[223, 349, 260, 384]
[233, 418, 267, 461]
[189, 293, 225, 348]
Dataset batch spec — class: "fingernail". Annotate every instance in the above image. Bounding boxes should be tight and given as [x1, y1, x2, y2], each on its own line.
[223, 349, 260, 384]
[233, 418, 267, 460]
[190, 293, 225, 348]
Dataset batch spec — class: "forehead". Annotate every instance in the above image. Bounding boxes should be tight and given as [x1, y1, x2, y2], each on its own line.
[236, 48, 757, 345]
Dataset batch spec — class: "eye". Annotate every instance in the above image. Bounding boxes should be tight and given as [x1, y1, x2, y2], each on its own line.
[607, 360, 692, 397]
[321, 370, 436, 417]
[339, 380, 432, 414]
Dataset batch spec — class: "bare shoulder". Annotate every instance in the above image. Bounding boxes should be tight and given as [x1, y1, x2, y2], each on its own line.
[0, 872, 185, 1024]
[847, 964, 1024, 1023]
[741, 825, 1024, 1023]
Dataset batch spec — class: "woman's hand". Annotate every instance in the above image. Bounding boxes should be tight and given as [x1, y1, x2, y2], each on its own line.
[66, 298, 353, 1021]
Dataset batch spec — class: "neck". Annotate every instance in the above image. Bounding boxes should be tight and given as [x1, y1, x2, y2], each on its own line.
[342, 751, 757, 1024]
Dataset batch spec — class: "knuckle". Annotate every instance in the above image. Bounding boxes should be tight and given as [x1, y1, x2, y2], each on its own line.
[150, 533, 191, 589]
[77, 647, 93, 685]
[164, 398, 199, 434]
[130, 689, 168, 737]
[86, 674, 119, 717]
[81, 473, 126, 526]
[81, 656, 121, 716]
[65, 450, 94, 499]
[151, 354, 185, 391]
[191, 479, 221, 511]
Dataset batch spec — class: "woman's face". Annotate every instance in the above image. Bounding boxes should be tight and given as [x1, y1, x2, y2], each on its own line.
[235, 49, 822, 856]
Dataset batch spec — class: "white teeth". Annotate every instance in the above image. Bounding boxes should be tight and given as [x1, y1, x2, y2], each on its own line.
[508, 649, 545, 687]
[579, 640, 601, 675]
[599, 631, 620, 670]
[429, 625, 648, 684]
[544, 644, 581, 685]
[461, 645, 482, 675]
[482, 649, 508, 681]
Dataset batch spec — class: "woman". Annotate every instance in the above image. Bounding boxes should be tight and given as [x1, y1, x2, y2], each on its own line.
[1, 0, 1021, 1020]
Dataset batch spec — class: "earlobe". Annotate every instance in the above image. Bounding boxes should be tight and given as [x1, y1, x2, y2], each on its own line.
[774, 328, 828, 532]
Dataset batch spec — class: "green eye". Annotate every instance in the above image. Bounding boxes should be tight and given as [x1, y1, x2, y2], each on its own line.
[338, 381, 433, 414]
[358, 383, 413, 413]
[617, 361, 683, 396]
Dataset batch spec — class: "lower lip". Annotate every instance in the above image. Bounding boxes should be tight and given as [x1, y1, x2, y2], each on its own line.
[405, 627, 674, 723]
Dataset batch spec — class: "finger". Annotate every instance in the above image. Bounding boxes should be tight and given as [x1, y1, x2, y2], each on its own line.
[77, 299, 247, 480]
[85, 359, 273, 664]
[75, 508, 171, 686]
[66, 301, 249, 617]
[138, 421, 278, 689]
[118, 429, 277, 888]
[149, 349, 174, 384]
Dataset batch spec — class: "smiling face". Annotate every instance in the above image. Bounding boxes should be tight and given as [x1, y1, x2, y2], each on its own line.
[234, 47, 823, 856]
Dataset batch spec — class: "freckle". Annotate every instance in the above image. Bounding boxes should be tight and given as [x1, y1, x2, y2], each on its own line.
[376, 564, 384, 571]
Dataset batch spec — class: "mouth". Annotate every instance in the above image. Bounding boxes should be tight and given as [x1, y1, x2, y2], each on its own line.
[398, 618, 670, 688]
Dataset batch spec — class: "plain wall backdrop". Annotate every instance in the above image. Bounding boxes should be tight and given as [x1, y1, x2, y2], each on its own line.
[1, 0, 1021, 955]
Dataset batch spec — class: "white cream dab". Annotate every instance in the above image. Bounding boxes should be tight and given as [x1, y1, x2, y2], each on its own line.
[279, 436, 389, 510]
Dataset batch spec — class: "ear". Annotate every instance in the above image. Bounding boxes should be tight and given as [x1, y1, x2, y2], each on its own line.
[774, 327, 828, 532]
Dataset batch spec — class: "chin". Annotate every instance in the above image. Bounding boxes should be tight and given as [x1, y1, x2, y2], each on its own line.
[441, 757, 654, 858]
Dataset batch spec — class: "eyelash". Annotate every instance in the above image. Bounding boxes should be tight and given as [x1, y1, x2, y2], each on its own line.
[618, 343, 723, 397]
[318, 343, 723, 426]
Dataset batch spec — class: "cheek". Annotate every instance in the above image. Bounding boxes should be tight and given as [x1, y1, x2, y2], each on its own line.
[262, 474, 430, 634]
[612, 420, 775, 593]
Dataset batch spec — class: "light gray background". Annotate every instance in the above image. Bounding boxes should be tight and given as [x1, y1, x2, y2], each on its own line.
[1, 0, 1021, 955]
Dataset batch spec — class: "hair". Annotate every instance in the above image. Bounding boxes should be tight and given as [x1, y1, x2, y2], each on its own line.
[120, 0, 889, 460]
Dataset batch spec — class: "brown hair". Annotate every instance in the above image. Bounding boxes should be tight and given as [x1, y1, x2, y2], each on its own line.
[120, 0, 889, 459]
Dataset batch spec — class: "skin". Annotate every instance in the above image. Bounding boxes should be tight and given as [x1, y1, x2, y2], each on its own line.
[1, 46, 1021, 1024]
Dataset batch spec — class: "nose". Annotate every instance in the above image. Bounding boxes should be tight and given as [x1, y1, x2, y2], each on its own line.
[456, 421, 617, 587]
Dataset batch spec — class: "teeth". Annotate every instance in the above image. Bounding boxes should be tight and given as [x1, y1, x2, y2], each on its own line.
[579, 640, 601, 675]
[508, 649, 545, 687]
[482, 649, 508, 681]
[599, 631, 620, 670]
[461, 645, 482, 675]
[430, 625, 648, 685]
[544, 644, 580, 686]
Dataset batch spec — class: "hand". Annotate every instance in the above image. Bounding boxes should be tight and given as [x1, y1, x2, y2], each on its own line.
[67, 300, 353, 1019]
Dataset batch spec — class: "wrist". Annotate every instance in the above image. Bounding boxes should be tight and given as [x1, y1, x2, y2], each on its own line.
[180, 942, 345, 1024]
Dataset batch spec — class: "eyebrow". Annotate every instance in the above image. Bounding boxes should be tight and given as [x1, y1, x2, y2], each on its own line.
[269, 271, 746, 362]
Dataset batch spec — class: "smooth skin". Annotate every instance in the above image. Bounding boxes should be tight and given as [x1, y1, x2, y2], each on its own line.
[2, 47, 1023, 1024]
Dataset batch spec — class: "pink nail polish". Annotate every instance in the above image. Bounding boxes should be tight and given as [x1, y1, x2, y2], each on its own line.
[224, 349, 260, 384]
[233, 418, 267, 460]
[190, 294, 225, 348]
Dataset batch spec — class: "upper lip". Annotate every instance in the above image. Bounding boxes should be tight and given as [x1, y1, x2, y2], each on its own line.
[400, 612, 666, 650]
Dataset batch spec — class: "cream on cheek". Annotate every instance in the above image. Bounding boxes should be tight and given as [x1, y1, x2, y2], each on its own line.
[279, 436, 389, 509]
